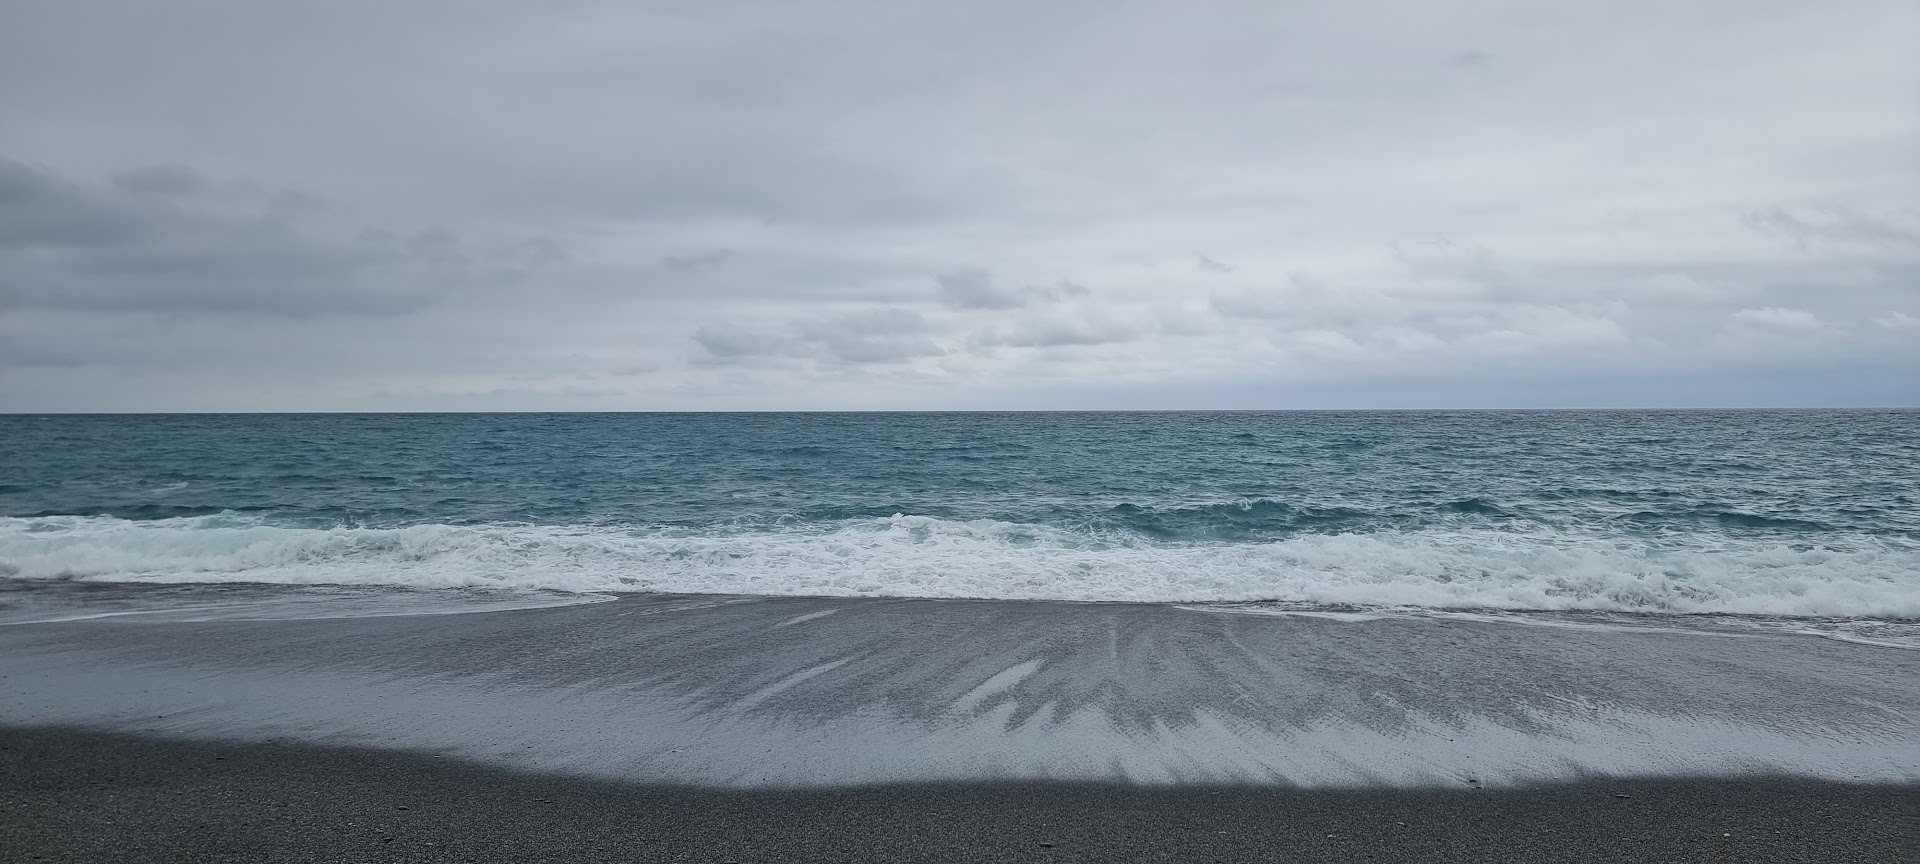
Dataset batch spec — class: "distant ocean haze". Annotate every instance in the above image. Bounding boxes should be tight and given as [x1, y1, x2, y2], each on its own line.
[1, 410, 1916, 618]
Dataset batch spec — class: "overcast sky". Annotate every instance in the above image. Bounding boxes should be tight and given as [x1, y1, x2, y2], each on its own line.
[2, 0, 1915, 411]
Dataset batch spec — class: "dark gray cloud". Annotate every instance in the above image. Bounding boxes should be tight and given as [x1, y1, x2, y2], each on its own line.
[692, 323, 788, 360]
[0, 158, 544, 318]
[936, 268, 1024, 310]
[935, 270, 1096, 311]
[697, 308, 943, 366]
[1744, 205, 1920, 252]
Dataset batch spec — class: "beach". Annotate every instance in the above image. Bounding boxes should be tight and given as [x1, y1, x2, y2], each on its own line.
[6, 0, 1917, 849]
[9, 728, 1916, 863]
[4, 590, 1917, 861]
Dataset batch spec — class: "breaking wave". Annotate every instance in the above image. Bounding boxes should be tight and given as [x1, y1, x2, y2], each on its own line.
[3, 513, 1917, 618]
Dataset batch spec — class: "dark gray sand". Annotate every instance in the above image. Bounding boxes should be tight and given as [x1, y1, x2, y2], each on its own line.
[7, 592, 1919, 788]
[6, 727, 1915, 864]
[5, 591, 1920, 862]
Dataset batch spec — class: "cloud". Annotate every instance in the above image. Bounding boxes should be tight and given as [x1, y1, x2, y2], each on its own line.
[1196, 255, 1235, 274]
[1473, 306, 1628, 352]
[972, 315, 1140, 349]
[935, 268, 1024, 310]
[0, 0, 1914, 410]
[796, 308, 944, 363]
[0, 158, 540, 318]
[1745, 205, 1920, 252]
[1373, 326, 1446, 353]
[697, 308, 943, 365]
[1283, 328, 1364, 356]
[935, 269, 1097, 312]
[1446, 49, 1492, 69]
[1032, 280, 1093, 302]
[1732, 307, 1823, 329]
[693, 323, 789, 359]
[662, 250, 730, 272]
[1210, 273, 1389, 323]
[1635, 272, 1736, 303]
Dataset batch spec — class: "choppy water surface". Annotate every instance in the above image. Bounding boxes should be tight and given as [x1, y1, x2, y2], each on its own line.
[2, 411, 1915, 633]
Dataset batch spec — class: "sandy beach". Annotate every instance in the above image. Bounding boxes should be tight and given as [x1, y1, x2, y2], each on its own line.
[7, 727, 1916, 863]
[3, 590, 1917, 860]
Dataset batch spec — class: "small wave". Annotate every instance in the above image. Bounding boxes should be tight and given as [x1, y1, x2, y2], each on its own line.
[758, 445, 843, 459]
[896, 442, 1029, 454]
[20, 504, 275, 521]
[1615, 507, 1833, 532]
[799, 504, 956, 522]
[1, 513, 1916, 618]
[1439, 498, 1519, 518]
[1099, 499, 1376, 540]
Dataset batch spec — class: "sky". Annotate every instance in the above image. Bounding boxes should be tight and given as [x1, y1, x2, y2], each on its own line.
[1, 0, 1916, 411]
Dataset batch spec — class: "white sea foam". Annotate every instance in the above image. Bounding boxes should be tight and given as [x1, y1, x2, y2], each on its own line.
[2, 513, 1917, 618]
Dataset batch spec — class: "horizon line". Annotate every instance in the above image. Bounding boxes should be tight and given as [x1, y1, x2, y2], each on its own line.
[3, 406, 1915, 416]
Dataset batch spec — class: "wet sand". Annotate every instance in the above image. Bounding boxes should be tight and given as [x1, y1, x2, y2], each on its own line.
[7, 727, 1916, 863]
[3, 590, 1918, 860]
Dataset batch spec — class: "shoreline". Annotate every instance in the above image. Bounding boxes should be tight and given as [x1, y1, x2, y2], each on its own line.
[6, 726, 1916, 863]
[7, 580, 1917, 645]
[5, 592, 1917, 790]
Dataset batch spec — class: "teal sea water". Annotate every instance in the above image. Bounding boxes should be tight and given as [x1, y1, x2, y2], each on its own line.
[2, 411, 1917, 627]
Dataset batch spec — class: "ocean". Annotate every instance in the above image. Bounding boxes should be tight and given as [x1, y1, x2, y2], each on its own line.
[3, 410, 1917, 638]
[6, 409, 1920, 804]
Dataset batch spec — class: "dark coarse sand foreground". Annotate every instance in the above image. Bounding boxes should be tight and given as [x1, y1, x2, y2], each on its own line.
[3, 728, 1915, 864]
